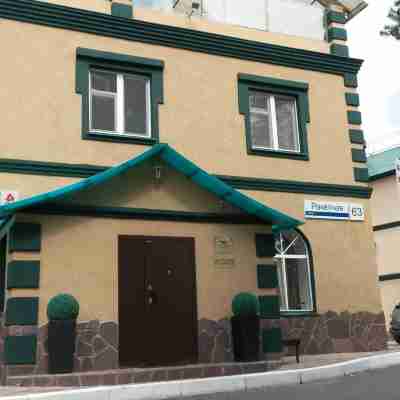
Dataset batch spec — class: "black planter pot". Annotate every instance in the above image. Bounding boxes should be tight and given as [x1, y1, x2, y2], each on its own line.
[48, 319, 77, 374]
[231, 315, 260, 362]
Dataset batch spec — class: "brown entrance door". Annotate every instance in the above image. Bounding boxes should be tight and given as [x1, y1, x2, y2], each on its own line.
[118, 236, 198, 367]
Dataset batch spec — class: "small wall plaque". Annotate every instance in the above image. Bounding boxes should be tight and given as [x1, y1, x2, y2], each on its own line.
[214, 236, 235, 268]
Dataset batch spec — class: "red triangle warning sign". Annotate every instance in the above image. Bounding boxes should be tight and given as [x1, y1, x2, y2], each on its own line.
[5, 193, 15, 202]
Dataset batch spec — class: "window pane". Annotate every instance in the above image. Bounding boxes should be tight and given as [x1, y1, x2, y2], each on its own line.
[281, 230, 307, 256]
[91, 71, 116, 93]
[250, 113, 273, 149]
[275, 97, 299, 152]
[250, 92, 269, 109]
[276, 259, 288, 310]
[249, 92, 273, 149]
[285, 258, 312, 310]
[91, 94, 115, 131]
[124, 75, 149, 136]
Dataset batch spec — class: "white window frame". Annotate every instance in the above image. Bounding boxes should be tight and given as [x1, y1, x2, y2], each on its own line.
[89, 69, 152, 138]
[249, 92, 300, 153]
[274, 231, 314, 313]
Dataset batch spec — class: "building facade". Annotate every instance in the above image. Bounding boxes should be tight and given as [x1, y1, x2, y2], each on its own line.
[369, 146, 400, 330]
[0, 0, 386, 382]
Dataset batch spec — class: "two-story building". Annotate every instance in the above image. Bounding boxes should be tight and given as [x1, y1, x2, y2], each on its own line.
[368, 145, 400, 330]
[0, 0, 386, 385]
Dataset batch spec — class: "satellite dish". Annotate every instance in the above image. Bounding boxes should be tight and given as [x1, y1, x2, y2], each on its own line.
[313, 0, 368, 20]
[173, 0, 202, 17]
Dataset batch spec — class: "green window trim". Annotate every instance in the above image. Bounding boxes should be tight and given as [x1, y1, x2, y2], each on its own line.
[76, 47, 164, 145]
[4, 335, 37, 365]
[7, 261, 40, 289]
[111, 2, 133, 18]
[257, 264, 278, 289]
[280, 311, 319, 318]
[327, 27, 348, 42]
[351, 148, 367, 163]
[345, 93, 360, 107]
[344, 73, 358, 88]
[349, 129, 365, 145]
[330, 44, 350, 58]
[354, 167, 369, 183]
[262, 328, 283, 353]
[5, 297, 39, 326]
[8, 223, 41, 253]
[259, 295, 280, 319]
[348, 111, 362, 125]
[238, 74, 310, 161]
[255, 233, 276, 258]
[327, 10, 347, 25]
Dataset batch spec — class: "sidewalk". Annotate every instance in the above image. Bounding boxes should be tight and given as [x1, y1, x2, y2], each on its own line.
[1, 346, 400, 398]
[280, 341, 400, 370]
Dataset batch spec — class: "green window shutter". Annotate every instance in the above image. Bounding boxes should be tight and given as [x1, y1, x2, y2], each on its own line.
[262, 328, 283, 353]
[111, 3, 133, 18]
[345, 93, 360, 107]
[351, 148, 367, 163]
[354, 168, 369, 183]
[259, 295, 280, 318]
[349, 129, 365, 145]
[327, 11, 346, 24]
[327, 27, 348, 42]
[347, 111, 362, 125]
[5, 297, 39, 326]
[255, 234, 276, 258]
[330, 44, 349, 57]
[4, 336, 37, 365]
[344, 73, 358, 88]
[9, 223, 41, 252]
[7, 261, 40, 289]
[257, 264, 278, 289]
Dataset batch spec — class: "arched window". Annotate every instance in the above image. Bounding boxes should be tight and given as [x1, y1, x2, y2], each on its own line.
[274, 229, 315, 312]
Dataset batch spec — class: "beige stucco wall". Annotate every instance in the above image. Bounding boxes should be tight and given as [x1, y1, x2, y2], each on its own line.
[370, 176, 400, 226]
[370, 176, 400, 328]
[7, 171, 382, 325]
[379, 280, 399, 330]
[374, 228, 400, 328]
[12, 214, 275, 325]
[0, 16, 359, 188]
[242, 189, 382, 315]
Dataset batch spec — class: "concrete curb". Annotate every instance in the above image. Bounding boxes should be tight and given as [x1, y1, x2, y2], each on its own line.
[5, 352, 400, 400]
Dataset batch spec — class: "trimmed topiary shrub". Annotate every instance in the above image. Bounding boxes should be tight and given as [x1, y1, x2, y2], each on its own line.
[232, 292, 260, 317]
[47, 294, 79, 321]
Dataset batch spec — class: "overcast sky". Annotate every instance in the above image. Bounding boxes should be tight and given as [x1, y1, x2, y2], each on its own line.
[347, 0, 400, 153]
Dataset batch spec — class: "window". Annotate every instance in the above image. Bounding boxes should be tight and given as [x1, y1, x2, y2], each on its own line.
[249, 92, 300, 153]
[76, 47, 164, 145]
[274, 230, 315, 313]
[89, 70, 151, 138]
[238, 74, 310, 160]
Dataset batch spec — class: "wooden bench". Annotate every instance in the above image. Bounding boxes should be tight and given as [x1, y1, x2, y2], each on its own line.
[282, 338, 301, 363]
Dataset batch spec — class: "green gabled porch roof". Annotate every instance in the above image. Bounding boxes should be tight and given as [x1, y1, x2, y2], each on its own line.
[0, 144, 302, 231]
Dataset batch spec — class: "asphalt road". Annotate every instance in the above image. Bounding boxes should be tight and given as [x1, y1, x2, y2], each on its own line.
[186, 366, 400, 400]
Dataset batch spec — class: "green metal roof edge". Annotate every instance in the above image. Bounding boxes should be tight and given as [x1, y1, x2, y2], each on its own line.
[367, 146, 400, 180]
[0, 144, 302, 231]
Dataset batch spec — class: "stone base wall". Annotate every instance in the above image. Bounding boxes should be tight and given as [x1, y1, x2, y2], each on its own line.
[263, 311, 388, 355]
[4, 311, 389, 378]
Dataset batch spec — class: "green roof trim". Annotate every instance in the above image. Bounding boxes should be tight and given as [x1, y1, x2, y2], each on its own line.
[368, 147, 400, 180]
[0, 145, 302, 232]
